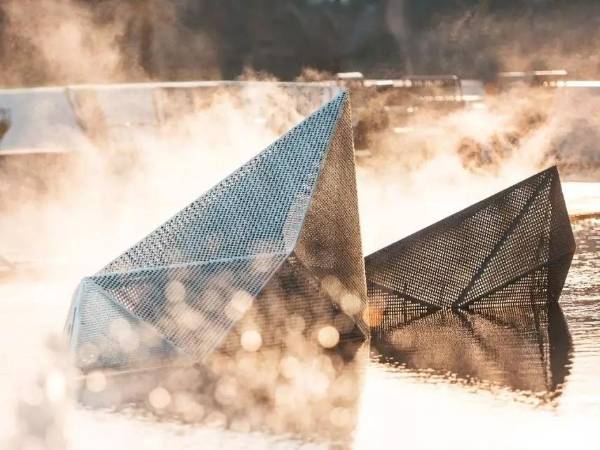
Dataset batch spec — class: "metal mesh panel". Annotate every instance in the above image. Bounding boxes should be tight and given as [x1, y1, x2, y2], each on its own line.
[365, 167, 575, 315]
[66, 279, 180, 369]
[367, 285, 432, 331]
[100, 96, 344, 272]
[89, 254, 284, 361]
[293, 97, 368, 334]
[219, 253, 363, 353]
[66, 90, 367, 371]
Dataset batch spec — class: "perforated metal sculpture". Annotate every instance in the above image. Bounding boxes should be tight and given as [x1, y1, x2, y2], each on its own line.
[365, 167, 575, 321]
[65, 91, 367, 371]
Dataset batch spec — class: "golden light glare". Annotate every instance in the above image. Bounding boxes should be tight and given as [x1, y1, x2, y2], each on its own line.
[317, 325, 340, 349]
[226, 290, 254, 320]
[363, 306, 382, 328]
[45, 370, 66, 402]
[340, 292, 362, 316]
[322, 275, 343, 298]
[215, 377, 238, 406]
[241, 330, 263, 352]
[165, 280, 186, 303]
[148, 386, 172, 410]
[178, 309, 204, 330]
[279, 355, 300, 379]
[85, 371, 107, 393]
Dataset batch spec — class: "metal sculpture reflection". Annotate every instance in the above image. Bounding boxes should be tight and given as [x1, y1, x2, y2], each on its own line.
[372, 301, 572, 400]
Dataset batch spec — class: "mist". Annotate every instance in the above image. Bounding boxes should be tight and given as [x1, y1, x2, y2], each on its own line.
[0, 1, 599, 449]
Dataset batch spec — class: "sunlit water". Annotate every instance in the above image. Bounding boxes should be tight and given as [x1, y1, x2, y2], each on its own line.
[0, 192, 598, 450]
[355, 217, 600, 450]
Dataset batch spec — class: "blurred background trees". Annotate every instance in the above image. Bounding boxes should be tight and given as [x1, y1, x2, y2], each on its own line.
[0, 0, 599, 85]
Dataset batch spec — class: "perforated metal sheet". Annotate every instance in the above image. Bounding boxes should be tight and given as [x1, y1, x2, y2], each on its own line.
[365, 167, 575, 323]
[65, 90, 367, 371]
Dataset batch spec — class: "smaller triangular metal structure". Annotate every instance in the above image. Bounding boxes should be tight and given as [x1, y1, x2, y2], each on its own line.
[365, 167, 575, 317]
[65, 90, 367, 371]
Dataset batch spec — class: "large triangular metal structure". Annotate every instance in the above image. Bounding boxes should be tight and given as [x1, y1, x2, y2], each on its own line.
[365, 167, 575, 316]
[65, 91, 367, 371]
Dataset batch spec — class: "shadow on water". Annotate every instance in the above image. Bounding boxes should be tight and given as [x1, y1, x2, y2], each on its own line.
[371, 302, 573, 403]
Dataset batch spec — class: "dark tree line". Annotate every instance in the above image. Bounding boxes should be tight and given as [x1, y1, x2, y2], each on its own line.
[1, 0, 599, 85]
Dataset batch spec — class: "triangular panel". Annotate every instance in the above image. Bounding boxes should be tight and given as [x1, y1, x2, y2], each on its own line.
[88, 253, 284, 360]
[66, 279, 181, 370]
[293, 97, 368, 334]
[219, 253, 364, 354]
[100, 93, 347, 274]
[365, 167, 575, 314]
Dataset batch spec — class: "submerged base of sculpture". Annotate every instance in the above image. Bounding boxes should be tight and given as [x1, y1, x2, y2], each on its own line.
[365, 166, 576, 321]
[371, 300, 572, 400]
[67, 257, 366, 371]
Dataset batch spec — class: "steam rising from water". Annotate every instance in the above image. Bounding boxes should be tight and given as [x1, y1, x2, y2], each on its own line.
[1, 79, 600, 448]
[0, 2, 600, 448]
[0, 0, 132, 86]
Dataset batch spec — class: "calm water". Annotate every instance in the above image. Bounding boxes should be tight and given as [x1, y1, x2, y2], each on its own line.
[74, 218, 600, 450]
[1, 218, 598, 450]
[355, 217, 600, 450]
[371, 217, 600, 406]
